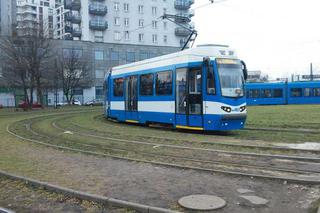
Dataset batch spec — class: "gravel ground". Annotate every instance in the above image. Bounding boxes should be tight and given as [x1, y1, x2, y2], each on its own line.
[1, 137, 319, 213]
[0, 177, 134, 213]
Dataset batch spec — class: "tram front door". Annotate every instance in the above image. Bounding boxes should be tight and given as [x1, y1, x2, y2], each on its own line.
[175, 67, 203, 129]
[125, 75, 138, 121]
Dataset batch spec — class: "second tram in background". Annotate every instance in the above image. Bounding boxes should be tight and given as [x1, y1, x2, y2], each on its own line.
[104, 45, 247, 131]
[245, 81, 320, 105]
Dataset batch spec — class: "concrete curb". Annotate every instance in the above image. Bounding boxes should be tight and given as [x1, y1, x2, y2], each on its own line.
[0, 207, 15, 213]
[0, 170, 181, 213]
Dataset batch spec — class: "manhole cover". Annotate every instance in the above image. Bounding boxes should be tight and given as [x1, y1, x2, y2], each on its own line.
[178, 194, 226, 210]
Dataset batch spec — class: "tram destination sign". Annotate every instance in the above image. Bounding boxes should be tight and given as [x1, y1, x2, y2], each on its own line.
[302, 75, 320, 79]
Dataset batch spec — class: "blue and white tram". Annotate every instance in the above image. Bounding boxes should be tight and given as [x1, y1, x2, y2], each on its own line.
[104, 45, 248, 131]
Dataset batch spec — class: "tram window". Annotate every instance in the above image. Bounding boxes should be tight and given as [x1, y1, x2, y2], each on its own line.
[291, 88, 302, 97]
[113, 78, 124, 97]
[156, 71, 172, 95]
[249, 89, 260, 98]
[207, 66, 215, 95]
[273, 89, 283, 98]
[189, 68, 202, 94]
[261, 89, 272, 98]
[314, 88, 320, 96]
[140, 74, 154, 96]
[304, 88, 312, 97]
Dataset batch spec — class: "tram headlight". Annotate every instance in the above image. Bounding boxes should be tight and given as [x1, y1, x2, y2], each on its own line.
[221, 106, 231, 113]
[240, 106, 246, 112]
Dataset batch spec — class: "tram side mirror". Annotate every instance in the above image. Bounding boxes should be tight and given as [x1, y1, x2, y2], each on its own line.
[241, 60, 248, 81]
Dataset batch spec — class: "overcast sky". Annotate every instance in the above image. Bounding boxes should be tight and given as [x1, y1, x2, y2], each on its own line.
[192, 0, 320, 79]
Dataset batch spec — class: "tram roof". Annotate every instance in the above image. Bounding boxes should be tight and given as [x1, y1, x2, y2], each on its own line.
[111, 45, 238, 76]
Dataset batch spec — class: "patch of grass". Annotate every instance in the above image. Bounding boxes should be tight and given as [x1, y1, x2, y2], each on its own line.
[245, 105, 320, 129]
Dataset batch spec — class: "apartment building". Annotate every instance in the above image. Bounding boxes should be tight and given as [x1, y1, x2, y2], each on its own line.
[64, 0, 195, 47]
[16, 0, 64, 38]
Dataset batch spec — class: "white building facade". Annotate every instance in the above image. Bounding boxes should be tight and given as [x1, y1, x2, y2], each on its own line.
[64, 0, 194, 47]
[0, 0, 16, 36]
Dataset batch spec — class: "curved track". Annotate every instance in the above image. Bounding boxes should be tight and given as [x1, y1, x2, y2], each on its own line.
[7, 111, 320, 184]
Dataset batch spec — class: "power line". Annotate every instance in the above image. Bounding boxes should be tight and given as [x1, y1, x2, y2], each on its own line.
[192, 0, 228, 11]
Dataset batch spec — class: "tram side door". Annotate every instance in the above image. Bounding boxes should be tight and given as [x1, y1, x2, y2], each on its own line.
[175, 67, 203, 128]
[125, 76, 138, 121]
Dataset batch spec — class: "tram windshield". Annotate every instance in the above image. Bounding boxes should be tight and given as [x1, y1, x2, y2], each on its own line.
[216, 59, 244, 98]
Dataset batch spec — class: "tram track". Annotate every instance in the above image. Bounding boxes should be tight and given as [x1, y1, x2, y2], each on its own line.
[60, 114, 320, 156]
[6, 112, 320, 184]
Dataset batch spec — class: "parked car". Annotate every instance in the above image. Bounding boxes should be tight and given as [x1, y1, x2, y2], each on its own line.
[84, 99, 103, 106]
[56, 99, 82, 106]
[18, 101, 42, 109]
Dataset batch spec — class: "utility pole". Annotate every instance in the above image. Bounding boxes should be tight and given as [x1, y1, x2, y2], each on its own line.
[310, 63, 313, 81]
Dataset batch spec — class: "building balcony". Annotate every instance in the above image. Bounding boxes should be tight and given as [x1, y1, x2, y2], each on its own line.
[17, 9, 37, 15]
[65, 13, 81, 24]
[65, 25, 73, 33]
[65, 0, 81, 10]
[89, 4, 108, 15]
[72, 28, 82, 37]
[175, 27, 191, 36]
[175, 11, 194, 23]
[174, 0, 194, 10]
[89, 20, 108, 31]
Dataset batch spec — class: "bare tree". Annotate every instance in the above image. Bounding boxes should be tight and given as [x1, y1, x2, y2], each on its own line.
[0, 36, 34, 107]
[0, 22, 53, 108]
[57, 48, 91, 105]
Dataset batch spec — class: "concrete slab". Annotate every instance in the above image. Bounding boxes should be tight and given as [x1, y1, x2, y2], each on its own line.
[178, 194, 226, 210]
[237, 188, 255, 194]
[240, 195, 269, 206]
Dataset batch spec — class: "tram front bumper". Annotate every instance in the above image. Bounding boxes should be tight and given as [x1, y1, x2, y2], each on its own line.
[204, 113, 247, 131]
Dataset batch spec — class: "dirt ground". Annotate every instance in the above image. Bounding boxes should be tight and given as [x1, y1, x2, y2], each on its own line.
[1, 136, 319, 213]
[0, 177, 134, 213]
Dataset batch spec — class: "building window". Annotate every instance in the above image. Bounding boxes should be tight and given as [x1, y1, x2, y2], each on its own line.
[96, 86, 104, 99]
[95, 50, 104, 60]
[152, 34, 157, 43]
[291, 88, 302, 97]
[114, 17, 120, 26]
[124, 31, 130, 41]
[140, 52, 148, 60]
[152, 7, 157, 16]
[138, 33, 144, 42]
[124, 3, 129, 12]
[156, 71, 172, 95]
[163, 8, 167, 15]
[140, 74, 154, 96]
[139, 19, 144, 28]
[95, 70, 104, 79]
[124, 18, 129, 27]
[152, 20, 157, 29]
[163, 35, 167, 43]
[113, 78, 124, 97]
[114, 31, 121, 40]
[111, 51, 119, 61]
[163, 22, 167, 30]
[138, 5, 143, 14]
[114, 2, 120, 11]
[126, 52, 135, 63]
[63, 49, 82, 58]
[94, 35, 104, 42]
